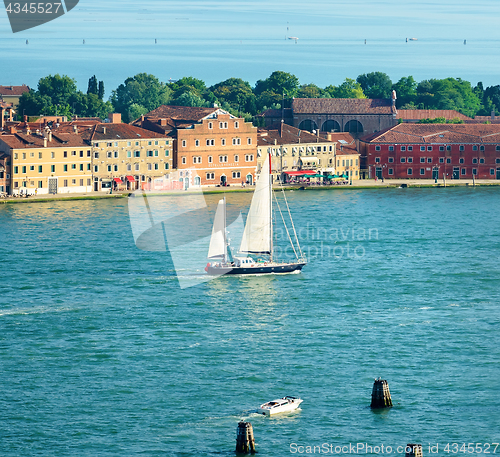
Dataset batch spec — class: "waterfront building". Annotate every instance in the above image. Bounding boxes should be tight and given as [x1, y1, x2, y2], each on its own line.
[259, 94, 398, 139]
[257, 123, 335, 183]
[0, 125, 93, 194]
[82, 120, 172, 192]
[134, 105, 257, 187]
[396, 109, 470, 123]
[0, 151, 10, 194]
[0, 85, 30, 110]
[360, 123, 500, 180]
[324, 132, 360, 181]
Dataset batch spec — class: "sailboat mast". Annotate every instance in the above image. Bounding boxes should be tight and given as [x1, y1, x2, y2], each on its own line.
[223, 196, 227, 263]
[269, 152, 273, 263]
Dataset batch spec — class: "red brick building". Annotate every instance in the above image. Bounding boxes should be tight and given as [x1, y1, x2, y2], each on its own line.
[360, 124, 500, 180]
[0, 150, 10, 194]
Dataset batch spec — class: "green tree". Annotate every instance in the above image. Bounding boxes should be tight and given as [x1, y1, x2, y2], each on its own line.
[254, 71, 299, 98]
[111, 73, 172, 122]
[98, 81, 105, 100]
[169, 76, 206, 95]
[356, 72, 393, 99]
[128, 103, 148, 122]
[209, 77, 256, 114]
[296, 83, 323, 98]
[392, 76, 417, 108]
[325, 78, 366, 98]
[173, 91, 208, 107]
[37, 74, 78, 106]
[87, 75, 98, 95]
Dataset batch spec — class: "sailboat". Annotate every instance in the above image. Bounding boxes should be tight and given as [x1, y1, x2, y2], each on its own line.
[205, 153, 307, 275]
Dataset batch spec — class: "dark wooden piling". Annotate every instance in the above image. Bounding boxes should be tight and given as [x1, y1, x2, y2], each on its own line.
[236, 421, 256, 454]
[405, 444, 423, 457]
[370, 378, 393, 408]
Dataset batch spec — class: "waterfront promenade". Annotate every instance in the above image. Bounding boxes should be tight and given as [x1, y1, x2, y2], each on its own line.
[1, 179, 499, 204]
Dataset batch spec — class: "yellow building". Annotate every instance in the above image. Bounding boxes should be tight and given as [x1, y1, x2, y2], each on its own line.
[0, 126, 92, 195]
[257, 123, 335, 183]
[325, 133, 360, 181]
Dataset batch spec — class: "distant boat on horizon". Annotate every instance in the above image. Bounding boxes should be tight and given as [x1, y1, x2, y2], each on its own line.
[288, 36, 299, 40]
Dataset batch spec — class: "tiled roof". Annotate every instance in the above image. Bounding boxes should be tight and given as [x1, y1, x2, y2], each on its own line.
[258, 108, 293, 119]
[0, 85, 30, 96]
[257, 122, 331, 146]
[88, 123, 169, 142]
[323, 132, 359, 155]
[142, 105, 218, 122]
[361, 123, 500, 144]
[397, 109, 470, 120]
[0, 131, 89, 149]
[292, 98, 394, 115]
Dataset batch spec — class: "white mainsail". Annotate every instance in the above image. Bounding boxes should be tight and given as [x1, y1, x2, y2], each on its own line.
[239, 154, 272, 254]
[208, 198, 226, 259]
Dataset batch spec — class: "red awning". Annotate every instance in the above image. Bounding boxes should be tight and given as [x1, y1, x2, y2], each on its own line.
[285, 170, 316, 176]
[113, 178, 123, 183]
[125, 175, 135, 182]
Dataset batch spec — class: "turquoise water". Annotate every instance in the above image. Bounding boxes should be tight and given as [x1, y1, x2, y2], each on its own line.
[1, 187, 500, 456]
[1, 0, 500, 90]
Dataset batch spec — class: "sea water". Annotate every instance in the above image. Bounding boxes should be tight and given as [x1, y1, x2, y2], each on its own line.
[1, 186, 499, 456]
[1, 0, 500, 90]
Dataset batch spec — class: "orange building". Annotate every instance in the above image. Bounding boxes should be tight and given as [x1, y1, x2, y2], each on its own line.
[134, 106, 258, 188]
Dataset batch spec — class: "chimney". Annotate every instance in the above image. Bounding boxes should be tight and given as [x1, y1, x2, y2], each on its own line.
[159, 118, 167, 126]
[108, 112, 122, 123]
[73, 125, 78, 134]
[491, 110, 495, 120]
[48, 131, 52, 142]
[103, 126, 106, 134]
[9, 126, 16, 134]
[43, 138, 47, 147]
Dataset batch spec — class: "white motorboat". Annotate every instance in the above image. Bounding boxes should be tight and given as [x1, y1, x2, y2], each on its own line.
[258, 396, 303, 416]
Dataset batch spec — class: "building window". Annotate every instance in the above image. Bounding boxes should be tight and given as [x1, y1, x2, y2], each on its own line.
[400, 146, 406, 151]
[400, 157, 406, 163]
[460, 168, 466, 175]
[22, 166, 26, 173]
[37, 166, 42, 173]
[472, 158, 478, 164]
[80, 164, 84, 171]
[30, 166, 34, 171]
[219, 155, 228, 163]
[51, 165, 55, 173]
[408, 157, 413, 163]
[113, 165, 118, 172]
[206, 172, 215, 180]
[427, 146, 432, 151]
[219, 122, 228, 129]
[206, 139, 215, 146]
[247, 138, 252, 145]
[446, 145, 451, 151]
[388, 168, 393, 175]
[459, 158, 464, 164]
[439, 146, 444, 151]
[234, 155, 239, 162]
[165, 163, 170, 170]
[72, 179, 76, 185]
[135, 163, 140, 171]
[375, 146, 381, 151]
[420, 168, 425, 175]
[388, 157, 394, 163]
[127, 164, 132, 171]
[490, 169, 495, 175]
[208, 156, 213, 163]
[472, 168, 477, 175]
[182, 157, 186, 164]
[64, 179, 68, 187]
[480, 158, 485, 164]
[94, 165, 98, 172]
[221, 138, 226, 146]
[245, 154, 254, 162]
[193, 156, 202, 164]
[147, 150, 153, 157]
[182, 140, 186, 147]
[134, 151, 140, 157]
[459, 145, 464, 151]
[472, 145, 478, 151]
[407, 168, 413, 175]
[427, 158, 432, 163]
[80, 179, 84, 186]
[387, 146, 393, 152]
[439, 157, 444, 163]
[107, 165, 112, 172]
[234, 121, 239, 128]
[496, 158, 500, 164]
[208, 122, 213, 129]
[64, 151, 68, 158]
[420, 157, 425, 163]
[147, 163, 152, 171]
[232, 138, 241, 145]
[195, 139, 200, 147]
[232, 171, 241, 179]
[375, 157, 380, 163]
[420, 146, 425, 151]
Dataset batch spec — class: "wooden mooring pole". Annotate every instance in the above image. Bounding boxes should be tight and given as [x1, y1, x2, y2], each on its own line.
[405, 444, 423, 457]
[236, 421, 256, 454]
[370, 378, 393, 408]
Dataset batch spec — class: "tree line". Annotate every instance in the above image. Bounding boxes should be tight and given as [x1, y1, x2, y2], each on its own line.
[17, 71, 500, 124]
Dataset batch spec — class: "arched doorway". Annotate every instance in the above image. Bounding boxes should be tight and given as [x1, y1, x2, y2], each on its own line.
[321, 120, 341, 132]
[246, 174, 253, 185]
[220, 175, 227, 186]
[344, 120, 363, 134]
[298, 119, 318, 132]
[194, 176, 201, 186]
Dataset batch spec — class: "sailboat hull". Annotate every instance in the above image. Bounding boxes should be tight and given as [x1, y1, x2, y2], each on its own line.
[206, 262, 306, 276]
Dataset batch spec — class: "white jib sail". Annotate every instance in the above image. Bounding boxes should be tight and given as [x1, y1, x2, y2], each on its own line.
[239, 154, 271, 254]
[208, 198, 226, 259]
